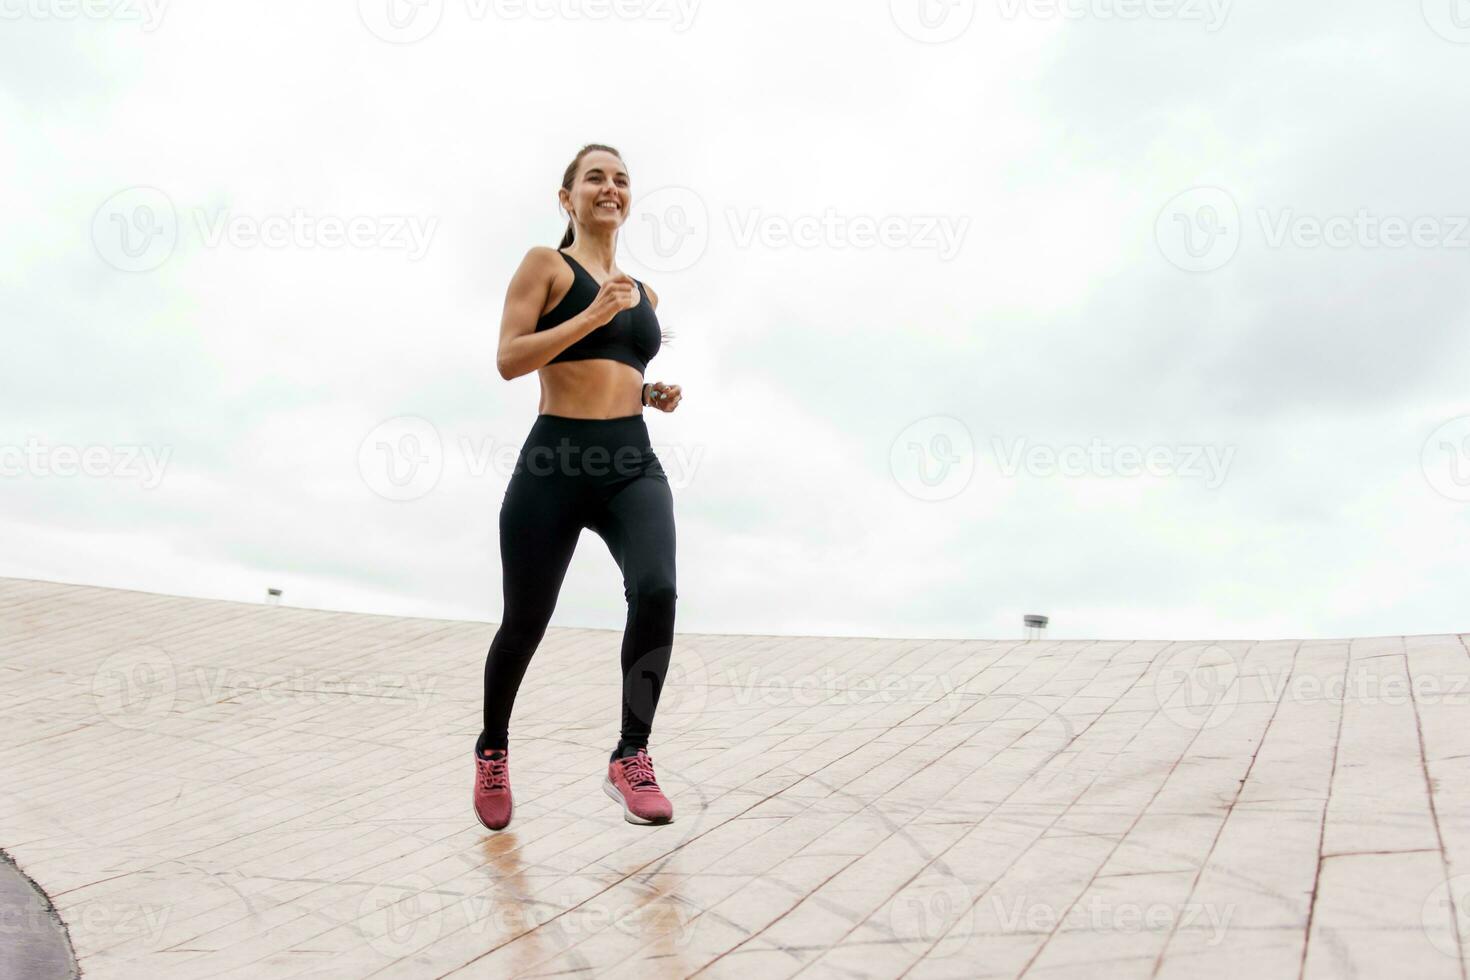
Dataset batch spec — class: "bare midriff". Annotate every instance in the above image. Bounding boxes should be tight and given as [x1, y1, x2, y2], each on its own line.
[536, 359, 645, 419]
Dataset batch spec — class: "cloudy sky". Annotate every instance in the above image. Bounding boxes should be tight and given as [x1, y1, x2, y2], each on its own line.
[3, 0, 1468, 642]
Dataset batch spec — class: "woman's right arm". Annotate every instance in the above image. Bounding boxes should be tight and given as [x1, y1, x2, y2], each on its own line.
[496, 248, 635, 380]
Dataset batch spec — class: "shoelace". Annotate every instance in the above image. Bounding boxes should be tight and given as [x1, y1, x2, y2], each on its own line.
[478, 755, 509, 792]
[619, 751, 660, 790]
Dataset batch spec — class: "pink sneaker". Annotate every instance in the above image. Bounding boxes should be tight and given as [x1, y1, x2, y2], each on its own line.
[603, 748, 673, 825]
[473, 748, 513, 831]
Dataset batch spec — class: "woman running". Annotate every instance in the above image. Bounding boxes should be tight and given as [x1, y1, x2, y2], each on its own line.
[474, 143, 684, 831]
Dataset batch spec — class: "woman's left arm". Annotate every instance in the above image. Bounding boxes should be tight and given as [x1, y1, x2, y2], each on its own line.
[640, 284, 681, 411]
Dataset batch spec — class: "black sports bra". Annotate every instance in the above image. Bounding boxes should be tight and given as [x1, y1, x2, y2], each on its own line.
[534, 250, 661, 375]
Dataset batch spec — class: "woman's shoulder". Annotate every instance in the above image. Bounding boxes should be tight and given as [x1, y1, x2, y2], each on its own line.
[518, 246, 576, 289]
[521, 245, 570, 268]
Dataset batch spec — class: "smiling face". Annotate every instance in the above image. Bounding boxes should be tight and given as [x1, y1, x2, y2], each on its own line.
[561, 149, 630, 234]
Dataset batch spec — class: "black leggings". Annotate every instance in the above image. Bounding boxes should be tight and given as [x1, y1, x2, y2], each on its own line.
[482, 412, 677, 751]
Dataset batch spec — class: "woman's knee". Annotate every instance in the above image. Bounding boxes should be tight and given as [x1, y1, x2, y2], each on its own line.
[630, 578, 677, 615]
[490, 616, 551, 657]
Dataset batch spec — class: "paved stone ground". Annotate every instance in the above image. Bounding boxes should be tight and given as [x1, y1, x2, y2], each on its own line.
[2, 576, 1468, 979]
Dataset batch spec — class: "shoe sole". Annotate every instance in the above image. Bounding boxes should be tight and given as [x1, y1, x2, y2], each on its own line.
[602, 776, 672, 825]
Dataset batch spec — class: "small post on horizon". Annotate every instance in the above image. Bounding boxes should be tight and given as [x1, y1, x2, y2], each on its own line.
[1024, 614, 1048, 642]
[265, 587, 283, 606]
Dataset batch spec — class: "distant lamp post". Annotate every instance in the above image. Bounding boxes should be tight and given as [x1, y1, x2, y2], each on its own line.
[1024, 614, 1049, 642]
[265, 588, 283, 606]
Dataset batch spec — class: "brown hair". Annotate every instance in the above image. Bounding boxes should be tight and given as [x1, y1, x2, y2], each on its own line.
[557, 143, 674, 347]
